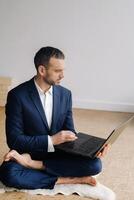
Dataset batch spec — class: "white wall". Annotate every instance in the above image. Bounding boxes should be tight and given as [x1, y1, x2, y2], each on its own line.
[0, 0, 134, 112]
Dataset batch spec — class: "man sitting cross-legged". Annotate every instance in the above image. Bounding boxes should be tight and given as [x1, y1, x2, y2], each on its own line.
[0, 47, 109, 190]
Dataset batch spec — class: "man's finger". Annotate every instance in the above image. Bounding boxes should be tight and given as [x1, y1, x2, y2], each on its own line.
[65, 134, 77, 139]
[97, 144, 111, 158]
[96, 152, 102, 158]
[102, 144, 111, 155]
[66, 137, 77, 141]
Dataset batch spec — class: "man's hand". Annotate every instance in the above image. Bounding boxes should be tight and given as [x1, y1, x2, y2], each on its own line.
[96, 144, 111, 158]
[51, 130, 78, 145]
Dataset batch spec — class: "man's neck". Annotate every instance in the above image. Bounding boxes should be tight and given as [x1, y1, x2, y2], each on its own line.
[34, 76, 51, 93]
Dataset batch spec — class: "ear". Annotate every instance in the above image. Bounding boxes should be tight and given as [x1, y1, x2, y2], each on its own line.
[38, 65, 46, 76]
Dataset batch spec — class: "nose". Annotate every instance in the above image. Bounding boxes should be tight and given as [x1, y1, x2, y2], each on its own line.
[60, 72, 64, 79]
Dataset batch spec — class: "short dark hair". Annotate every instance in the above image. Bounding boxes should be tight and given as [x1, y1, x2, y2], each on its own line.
[34, 46, 65, 70]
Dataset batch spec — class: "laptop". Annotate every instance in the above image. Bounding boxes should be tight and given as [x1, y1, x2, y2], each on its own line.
[55, 115, 134, 159]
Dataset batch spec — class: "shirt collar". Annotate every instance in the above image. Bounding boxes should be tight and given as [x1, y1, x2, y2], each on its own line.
[34, 79, 53, 96]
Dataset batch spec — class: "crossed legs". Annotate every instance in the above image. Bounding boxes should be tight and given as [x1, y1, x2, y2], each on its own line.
[1, 150, 102, 188]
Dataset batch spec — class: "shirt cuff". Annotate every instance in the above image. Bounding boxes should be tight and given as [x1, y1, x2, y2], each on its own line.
[48, 135, 55, 152]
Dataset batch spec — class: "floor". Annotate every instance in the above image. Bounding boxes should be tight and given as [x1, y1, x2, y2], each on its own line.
[0, 107, 134, 200]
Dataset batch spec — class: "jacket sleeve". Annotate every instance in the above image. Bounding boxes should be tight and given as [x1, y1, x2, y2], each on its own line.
[5, 91, 48, 153]
[62, 91, 77, 134]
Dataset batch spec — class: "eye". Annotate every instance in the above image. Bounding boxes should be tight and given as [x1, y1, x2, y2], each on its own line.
[55, 70, 61, 73]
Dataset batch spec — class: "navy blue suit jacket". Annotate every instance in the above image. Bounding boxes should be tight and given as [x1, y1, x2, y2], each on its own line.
[5, 77, 75, 158]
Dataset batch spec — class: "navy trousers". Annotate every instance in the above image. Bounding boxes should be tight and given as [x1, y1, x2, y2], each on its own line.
[0, 152, 102, 189]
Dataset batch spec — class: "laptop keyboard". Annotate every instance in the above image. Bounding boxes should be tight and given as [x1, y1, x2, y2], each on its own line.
[56, 133, 105, 155]
[78, 138, 104, 153]
[59, 137, 104, 153]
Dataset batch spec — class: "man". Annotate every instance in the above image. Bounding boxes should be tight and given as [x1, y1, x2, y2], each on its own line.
[0, 47, 109, 189]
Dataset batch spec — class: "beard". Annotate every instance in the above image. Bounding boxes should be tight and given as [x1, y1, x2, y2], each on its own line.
[43, 70, 61, 85]
[43, 76, 58, 86]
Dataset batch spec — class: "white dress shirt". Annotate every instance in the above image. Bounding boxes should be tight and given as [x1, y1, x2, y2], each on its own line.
[34, 79, 55, 152]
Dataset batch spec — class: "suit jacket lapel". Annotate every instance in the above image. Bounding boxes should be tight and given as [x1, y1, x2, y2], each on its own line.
[50, 85, 60, 133]
[28, 78, 49, 130]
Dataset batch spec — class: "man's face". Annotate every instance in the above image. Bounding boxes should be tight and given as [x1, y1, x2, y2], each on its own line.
[41, 57, 65, 85]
